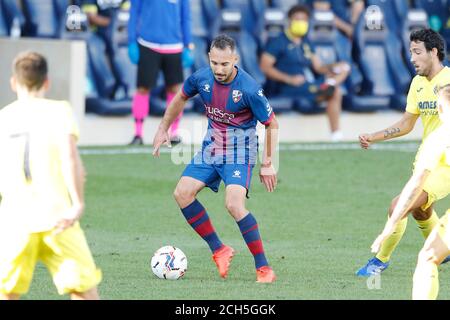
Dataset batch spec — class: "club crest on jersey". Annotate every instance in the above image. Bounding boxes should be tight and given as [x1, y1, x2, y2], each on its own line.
[203, 84, 210, 93]
[232, 90, 242, 103]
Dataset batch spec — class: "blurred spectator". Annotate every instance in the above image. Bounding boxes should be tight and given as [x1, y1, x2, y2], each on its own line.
[81, 0, 130, 90]
[260, 4, 350, 141]
[82, 0, 129, 34]
[127, 0, 194, 145]
[311, 0, 364, 39]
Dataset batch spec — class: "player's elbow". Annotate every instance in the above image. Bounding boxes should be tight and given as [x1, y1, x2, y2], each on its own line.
[401, 122, 415, 135]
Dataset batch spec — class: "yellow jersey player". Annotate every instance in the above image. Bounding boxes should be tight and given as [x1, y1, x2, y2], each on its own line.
[0, 52, 102, 300]
[356, 29, 450, 276]
[371, 84, 450, 299]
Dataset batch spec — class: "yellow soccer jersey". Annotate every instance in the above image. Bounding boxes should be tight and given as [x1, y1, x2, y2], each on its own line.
[406, 66, 450, 140]
[0, 98, 79, 233]
[415, 124, 450, 173]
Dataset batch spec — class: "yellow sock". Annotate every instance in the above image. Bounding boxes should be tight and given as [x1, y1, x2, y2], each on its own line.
[376, 217, 408, 263]
[412, 260, 439, 300]
[416, 210, 439, 239]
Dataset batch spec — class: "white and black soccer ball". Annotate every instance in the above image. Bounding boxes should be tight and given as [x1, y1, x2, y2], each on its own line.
[150, 246, 187, 280]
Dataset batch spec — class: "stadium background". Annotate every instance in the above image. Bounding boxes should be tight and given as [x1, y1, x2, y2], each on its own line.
[1, 0, 450, 301]
[0, 0, 449, 144]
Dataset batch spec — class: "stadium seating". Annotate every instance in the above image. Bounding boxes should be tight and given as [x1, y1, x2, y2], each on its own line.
[0, 5, 8, 37]
[308, 9, 361, 90]
[220, 0, 266, 43]
[270, 0, 310, 12]
[366, 0, 404, 35]
[60, 8, 131, 116]
[22, 0, 61, 38]
[391, 0, 410, 27]
[401, 9, 429, 77]
[414, 0, 448, 25]
[213, 8, 265, 85]
[190, 0, 218, 71]
[0, 0, 25, 37]
[291, 10, 340, 113]
[13, 0, 447, 117]
[415, 0, 450, 56]
[347, 5, 410, 112]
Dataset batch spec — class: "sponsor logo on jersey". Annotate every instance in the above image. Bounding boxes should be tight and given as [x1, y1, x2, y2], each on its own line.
[205, 105, 235, 123]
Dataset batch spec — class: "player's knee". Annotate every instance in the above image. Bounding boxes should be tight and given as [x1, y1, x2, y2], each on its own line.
[418, 247, 440, 265]
[173, 185, 195, 206]
[225, 201, 243, 216]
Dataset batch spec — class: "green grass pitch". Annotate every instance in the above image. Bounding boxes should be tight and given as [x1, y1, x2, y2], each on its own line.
[25, 142, 450, 300]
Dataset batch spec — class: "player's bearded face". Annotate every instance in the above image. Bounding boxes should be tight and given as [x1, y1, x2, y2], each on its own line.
[209, 47, 238, 83]
[409, 41, 432, 77]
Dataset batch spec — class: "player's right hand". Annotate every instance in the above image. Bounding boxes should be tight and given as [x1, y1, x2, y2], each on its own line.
[359, 133, 372, 149]
[259, 164, 277, 193]
[53, 204, 84, 235]
[152, 127, 171, 157]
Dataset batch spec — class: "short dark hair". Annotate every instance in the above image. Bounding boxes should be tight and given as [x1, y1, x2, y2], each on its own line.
[13, 51, 48, 91]
[410, 28, 446, 62]
[287, 4, 310, 19]
[210, 34, 236, 52]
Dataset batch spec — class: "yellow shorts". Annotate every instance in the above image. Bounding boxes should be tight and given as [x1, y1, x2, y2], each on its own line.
[437, 210, 450, 248]
[421, 165, 450, 210]
[0, 222, 102, 295]
[413, 147, 450, 210]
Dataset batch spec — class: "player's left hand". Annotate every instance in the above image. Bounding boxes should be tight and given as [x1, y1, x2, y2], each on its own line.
[370, 221, 396, 253]
[53, 205, 84, 235]
[259, 164, 277, 192]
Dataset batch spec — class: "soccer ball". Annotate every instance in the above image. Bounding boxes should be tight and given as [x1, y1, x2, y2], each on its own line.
[150, 245, 187, 280]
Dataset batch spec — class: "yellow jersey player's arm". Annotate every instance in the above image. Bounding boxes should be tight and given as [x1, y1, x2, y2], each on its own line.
[371, 111, 419, 141]
[371, 129, 446, 252]
[54, 134, 86, 235]
[360, 77, 421, 148]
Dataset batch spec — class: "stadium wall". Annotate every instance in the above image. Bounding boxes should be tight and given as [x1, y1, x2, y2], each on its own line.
[0, 38, 86, 124]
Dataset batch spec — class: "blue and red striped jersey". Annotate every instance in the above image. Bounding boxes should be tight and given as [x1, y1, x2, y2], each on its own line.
[182, 67, 275, 164]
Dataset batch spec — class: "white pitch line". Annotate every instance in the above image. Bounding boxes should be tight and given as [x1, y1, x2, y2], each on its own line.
[79, 142, 420, 155]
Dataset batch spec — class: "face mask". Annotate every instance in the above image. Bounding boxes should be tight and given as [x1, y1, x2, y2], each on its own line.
[290, 20, 309, 37]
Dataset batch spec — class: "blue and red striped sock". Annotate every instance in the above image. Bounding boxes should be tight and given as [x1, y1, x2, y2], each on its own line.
[237, 213, 268, 269]
[181, 199, 223, 253]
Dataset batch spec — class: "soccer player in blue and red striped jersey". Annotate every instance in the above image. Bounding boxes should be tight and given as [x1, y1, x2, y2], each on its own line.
[153, 35, 278, 283]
